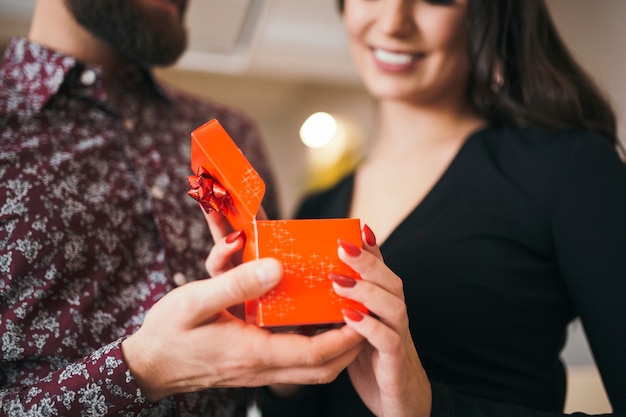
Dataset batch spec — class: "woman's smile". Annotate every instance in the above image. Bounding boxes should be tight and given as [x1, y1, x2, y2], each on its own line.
[371, 47, 426, 72]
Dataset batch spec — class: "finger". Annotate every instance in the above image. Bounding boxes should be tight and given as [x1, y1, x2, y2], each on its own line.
[337, 240, 405, 300]
[205, 230, 245, 276]
[252, 323, 363, 372]
[341, 312, 431, 415]
[332, 278, 408, 335]
[361, 223, 384, 261]
[182, 258, 283, 326]
[341, 308, 404, 355]
[202, 206, 234, 241]
[255, 342, 363, 387]
[215, 334, 363, 389]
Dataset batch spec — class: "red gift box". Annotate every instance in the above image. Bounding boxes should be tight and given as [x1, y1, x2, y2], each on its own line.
[188, 119, 368, 328]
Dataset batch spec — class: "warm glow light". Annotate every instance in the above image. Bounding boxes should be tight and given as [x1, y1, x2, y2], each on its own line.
[299, 112, 337, 148]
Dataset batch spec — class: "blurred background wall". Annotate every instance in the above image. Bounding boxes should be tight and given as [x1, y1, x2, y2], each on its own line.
[1, 0, 622, 412]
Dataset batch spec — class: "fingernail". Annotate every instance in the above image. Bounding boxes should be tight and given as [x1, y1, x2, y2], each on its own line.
[225, 230, 243, 244]
[255, 258, 282, 286]
[338, 239, 361, 257]
[342, 308, 364, 322]
[329, 273, 357, 288]
[363, 224, 376, 247]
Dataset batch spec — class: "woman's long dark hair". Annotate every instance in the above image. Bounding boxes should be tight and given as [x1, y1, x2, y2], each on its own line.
[338, 0, 622, 152]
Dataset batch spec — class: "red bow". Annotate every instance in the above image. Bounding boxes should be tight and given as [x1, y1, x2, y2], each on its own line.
[187, 168, 231, 215]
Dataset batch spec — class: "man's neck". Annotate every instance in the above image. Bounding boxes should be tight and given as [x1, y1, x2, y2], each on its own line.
[28, 0, 124, 74]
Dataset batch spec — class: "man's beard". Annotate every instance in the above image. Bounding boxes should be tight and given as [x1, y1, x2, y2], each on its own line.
[65, 0, 188, 66]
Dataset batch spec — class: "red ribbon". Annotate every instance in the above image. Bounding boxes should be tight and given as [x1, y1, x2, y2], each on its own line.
[187, 168, 231, 215]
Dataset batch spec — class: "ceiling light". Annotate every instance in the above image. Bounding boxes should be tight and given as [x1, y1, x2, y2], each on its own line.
[299, 112, 337, 149]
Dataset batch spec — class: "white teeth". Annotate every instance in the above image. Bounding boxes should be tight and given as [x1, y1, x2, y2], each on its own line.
[374, 49, 412, 65]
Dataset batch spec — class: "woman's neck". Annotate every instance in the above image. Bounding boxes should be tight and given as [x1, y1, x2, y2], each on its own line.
[350, 100, 486, 242]
[370, 99, 486, 158]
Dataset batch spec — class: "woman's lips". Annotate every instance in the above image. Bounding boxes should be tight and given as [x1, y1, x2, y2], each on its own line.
[372, 48, 424, 71]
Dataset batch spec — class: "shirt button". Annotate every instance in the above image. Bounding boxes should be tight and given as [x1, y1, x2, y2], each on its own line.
[150, 185, 165, 200]
[123, 118, 135, 132]
[80, 69, 97, 86]
[124, 118, 135, 132]
[173, 272, 187, 286]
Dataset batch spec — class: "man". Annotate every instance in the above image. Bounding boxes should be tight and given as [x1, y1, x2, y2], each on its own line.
[0, 0, 362, 415]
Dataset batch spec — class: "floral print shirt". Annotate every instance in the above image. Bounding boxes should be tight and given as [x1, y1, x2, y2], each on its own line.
[0, 37, 279, 416]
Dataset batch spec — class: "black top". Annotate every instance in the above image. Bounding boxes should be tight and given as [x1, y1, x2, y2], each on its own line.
[260, 126, 626, 417]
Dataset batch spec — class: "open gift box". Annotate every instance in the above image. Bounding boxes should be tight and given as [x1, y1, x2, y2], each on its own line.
[188, 119, 368, 329]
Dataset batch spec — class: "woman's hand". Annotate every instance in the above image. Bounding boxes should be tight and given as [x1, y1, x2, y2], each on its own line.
[122, 257, 364, 402]
[331, 225, 432, 417]
[202, 205, 268, 276]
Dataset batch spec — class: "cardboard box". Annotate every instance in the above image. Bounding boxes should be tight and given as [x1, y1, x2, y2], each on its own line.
[188, 119, 368, 328]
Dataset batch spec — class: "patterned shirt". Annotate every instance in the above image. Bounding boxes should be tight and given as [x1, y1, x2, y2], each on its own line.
[0, 36, 280, 416]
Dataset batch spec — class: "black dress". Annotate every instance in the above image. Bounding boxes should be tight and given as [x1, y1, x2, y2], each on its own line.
[260, 126, 626, 417]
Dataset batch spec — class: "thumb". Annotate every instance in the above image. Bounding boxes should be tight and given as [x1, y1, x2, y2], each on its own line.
[184, 258, 283, 325]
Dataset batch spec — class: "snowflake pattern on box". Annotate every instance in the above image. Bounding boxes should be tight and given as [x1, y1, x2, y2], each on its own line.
[254, 220, 355, 322]
[237, 166, 265, 216]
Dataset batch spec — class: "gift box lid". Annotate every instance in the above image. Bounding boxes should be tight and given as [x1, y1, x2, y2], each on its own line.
[189, 119, 265, 231]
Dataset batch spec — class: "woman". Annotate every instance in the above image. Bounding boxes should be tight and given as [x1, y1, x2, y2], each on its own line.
[208, 0, 626, 416]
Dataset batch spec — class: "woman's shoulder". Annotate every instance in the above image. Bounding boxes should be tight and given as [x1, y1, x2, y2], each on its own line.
[462, 125, 625, 208]
[474, 125, 623, 171]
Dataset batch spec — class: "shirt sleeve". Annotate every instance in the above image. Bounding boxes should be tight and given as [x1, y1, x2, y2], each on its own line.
[430, 134, 626, 417]
[550, 135, 626, 412]
[0, 338, 151, 416]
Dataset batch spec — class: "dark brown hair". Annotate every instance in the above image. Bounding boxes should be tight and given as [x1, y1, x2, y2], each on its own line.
[337, 0, 621, 151]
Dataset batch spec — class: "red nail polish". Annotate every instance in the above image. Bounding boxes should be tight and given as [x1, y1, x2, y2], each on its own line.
[338, 239, 361, 257]
[363, 224, 377, 247]
[225, 230, 243, 244]
[342, 308, 364, 322]
[329, 273, 357, 288]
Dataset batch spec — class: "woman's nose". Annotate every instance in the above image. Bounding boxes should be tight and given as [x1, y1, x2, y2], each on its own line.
[377, 0, 416, 37]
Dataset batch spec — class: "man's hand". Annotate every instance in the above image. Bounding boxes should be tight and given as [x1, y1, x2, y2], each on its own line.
[121, 257, 363, 402]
